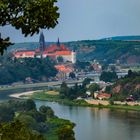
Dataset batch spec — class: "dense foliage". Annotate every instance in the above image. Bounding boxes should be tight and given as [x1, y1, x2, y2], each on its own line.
[0, 99, 75, 140]
[88, 83, 100, 93]
[0, 0, 59, 53]
[59, 82, 87, 100]
[100, 71, 118, 82]
[0, 56, 57, 85]
[0, 120, 45, 140]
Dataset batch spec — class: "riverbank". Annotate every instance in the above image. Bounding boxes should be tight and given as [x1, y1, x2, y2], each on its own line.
[9, 90, 140, 111]
[9, 90, 42, 98]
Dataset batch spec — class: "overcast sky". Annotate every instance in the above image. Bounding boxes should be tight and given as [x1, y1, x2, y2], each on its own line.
[1, 0, 140, 43]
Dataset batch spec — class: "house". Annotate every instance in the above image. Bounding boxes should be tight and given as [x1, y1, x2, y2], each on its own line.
[126, 95, 134, 102]
[94, 91, 100, 98]
[14, 50, 35, 58]
[55, 64, 74, 80]
[96, 93, 111, 100]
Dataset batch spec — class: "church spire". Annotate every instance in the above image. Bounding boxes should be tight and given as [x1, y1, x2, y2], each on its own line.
[57, 38, 60, 47]
[39, 31, 45, 52]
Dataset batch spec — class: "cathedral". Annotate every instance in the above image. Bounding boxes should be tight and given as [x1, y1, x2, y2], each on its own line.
[14, 32, 76, 64]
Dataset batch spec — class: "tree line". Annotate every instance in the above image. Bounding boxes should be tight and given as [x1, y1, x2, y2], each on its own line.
[0, 56, 57, 85]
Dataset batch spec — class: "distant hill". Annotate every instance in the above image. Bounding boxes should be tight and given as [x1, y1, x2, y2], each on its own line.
[64, 40, 140, 64]
[8, 42, 55, 52]
[8, 39, 140, 64]
[101, 36, 140, 41]
[8, 42, 39, 52]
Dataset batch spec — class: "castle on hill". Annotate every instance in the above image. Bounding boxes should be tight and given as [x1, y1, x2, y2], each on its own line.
[14, 32, 76, 64]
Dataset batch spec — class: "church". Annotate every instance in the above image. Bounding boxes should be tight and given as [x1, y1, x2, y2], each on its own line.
[14, 32, 76, 64]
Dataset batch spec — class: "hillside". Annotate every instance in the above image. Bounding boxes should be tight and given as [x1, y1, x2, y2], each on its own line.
[9, 39, 140, 64]
[101, 35, 140, 41]
[110, 71, 140, 101]
[65, 40, 140, 63]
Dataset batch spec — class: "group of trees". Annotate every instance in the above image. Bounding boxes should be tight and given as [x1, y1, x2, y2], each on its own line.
[75, 60, 91, 71]
[100, 71, 118, 82]
[88, 83, 100, 93]
[59, 82, 87, 100]
[0, 56, 57, 85]
[59, 78, 93, 100]
[0, 99, 75, 140]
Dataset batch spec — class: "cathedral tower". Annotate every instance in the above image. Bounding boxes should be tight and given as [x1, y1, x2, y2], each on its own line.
[39, 32, 45, 52]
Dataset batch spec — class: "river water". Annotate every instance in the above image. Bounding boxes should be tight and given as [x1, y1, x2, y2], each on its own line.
[1, 89, 140, 140]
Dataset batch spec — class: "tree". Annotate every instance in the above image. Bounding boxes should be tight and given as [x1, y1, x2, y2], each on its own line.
[57, 126, 75, 140]
[26, 99, 36, 111]
[57, 56, 64, 63]
[0, 103, 14, 123]
[127, 69, 133, 78]
[59, 82, 69, 98]
[0, 120, 45, 140]
[39, 105, 54, 118]
[0, 0, 59, 54]
[69, 72, 76, 79]
[82, 78, 91, 86]
[100, 71, 118, 82]
[0, 35, 13, 55]
[88, 83, 100, 93]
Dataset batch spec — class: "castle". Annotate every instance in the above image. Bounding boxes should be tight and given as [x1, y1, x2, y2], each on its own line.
[14, 32, 76, 64]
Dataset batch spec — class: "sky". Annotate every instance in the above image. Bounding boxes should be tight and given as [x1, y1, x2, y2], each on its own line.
[1, 0, 140, 43]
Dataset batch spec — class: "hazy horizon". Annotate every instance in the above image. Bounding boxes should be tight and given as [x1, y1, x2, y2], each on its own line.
[1, 0, 140, 43]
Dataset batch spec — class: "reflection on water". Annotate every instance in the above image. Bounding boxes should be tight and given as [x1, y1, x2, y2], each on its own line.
[36, 101, 140, 140]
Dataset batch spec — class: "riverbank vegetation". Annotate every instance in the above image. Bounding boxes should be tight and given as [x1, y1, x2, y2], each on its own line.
[0, 99, 75, 140]
[26, 90, 140, 111]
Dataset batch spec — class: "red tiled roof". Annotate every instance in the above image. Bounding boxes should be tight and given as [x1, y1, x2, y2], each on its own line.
[14, 44, 71, 58]
[45, 44, 69, 53]
[55, 51, 72, 55]
[55, 65, 73, 73]
[97, 93, 111, 98]
[15, 51, 35, 56]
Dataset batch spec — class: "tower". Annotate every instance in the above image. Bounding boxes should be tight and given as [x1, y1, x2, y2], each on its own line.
[57, 38, 60, 48]
[39, 32, 45, 52]
[71, 51, 76, 63]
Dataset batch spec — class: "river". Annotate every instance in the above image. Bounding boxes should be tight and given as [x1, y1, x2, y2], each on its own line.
[1, 89, 140, 140]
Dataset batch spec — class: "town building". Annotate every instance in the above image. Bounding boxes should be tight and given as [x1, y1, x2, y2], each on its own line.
[96, 93, 111, 100]
[14, 32, 76, 64]
[55, 64, 74, 80]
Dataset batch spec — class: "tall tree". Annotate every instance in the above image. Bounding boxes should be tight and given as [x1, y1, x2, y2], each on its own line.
[0, 0, 59, 54]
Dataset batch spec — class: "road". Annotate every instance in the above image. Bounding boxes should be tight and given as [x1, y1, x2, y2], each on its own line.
[0, 80, 83, 91]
